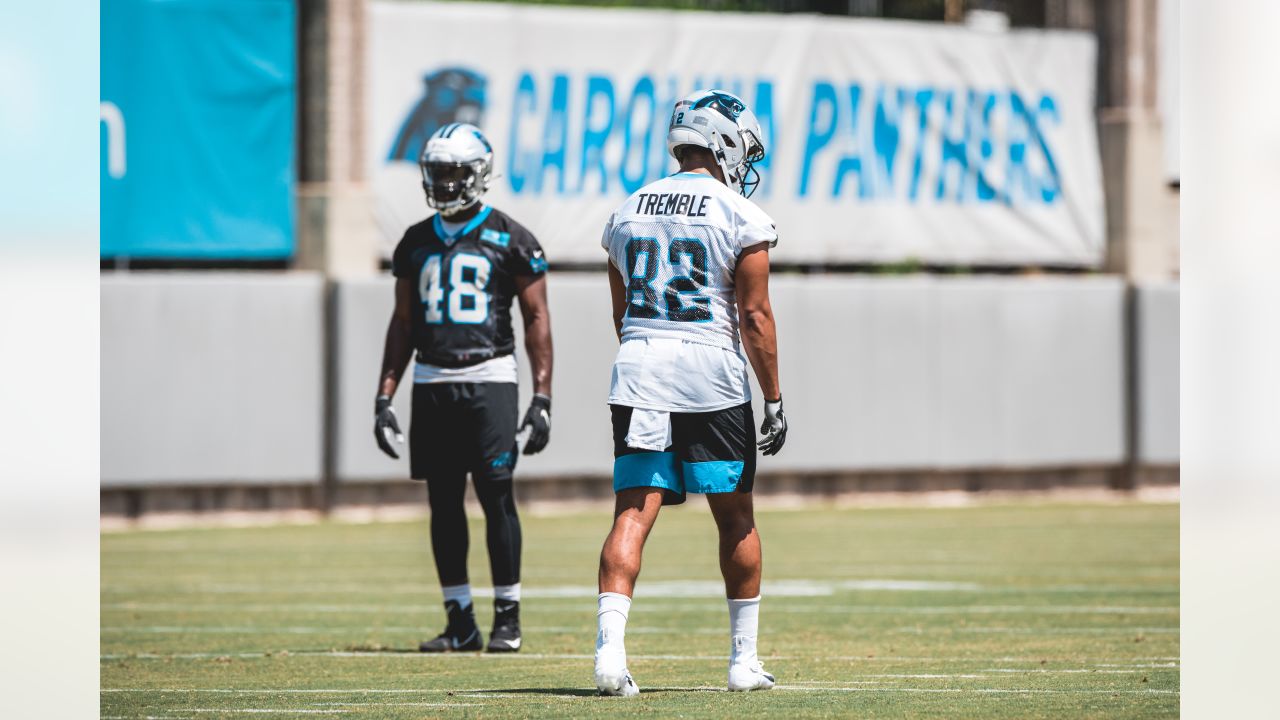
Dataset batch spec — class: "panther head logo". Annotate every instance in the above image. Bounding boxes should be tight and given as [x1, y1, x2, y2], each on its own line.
[387, 67, 487, 163]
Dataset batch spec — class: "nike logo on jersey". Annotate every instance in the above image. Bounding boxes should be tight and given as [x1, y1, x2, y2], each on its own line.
[635, 192, 710, 217]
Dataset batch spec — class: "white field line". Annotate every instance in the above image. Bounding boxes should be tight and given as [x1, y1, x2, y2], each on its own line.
[100, 624, 1180, 638]
[100, 651, 1180, 665]
[310, 703, 480, 707]
[99, 712, 192, 717]
[99, 652, 734, 661]
[100, 579, 980, 599]
[937, 627, 1179, 635]
[104, 576, 1182, 594]
[862, 673, 989, 679]
[184, 711, 347, 715]
[773, 687, 1179, 695]
[981, 668, 1170, 674]
[101, 686, 1180, 697]
[101, 602, 1177, 615]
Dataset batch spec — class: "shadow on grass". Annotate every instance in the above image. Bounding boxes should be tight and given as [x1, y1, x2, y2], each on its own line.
[470, 687, 724, 697]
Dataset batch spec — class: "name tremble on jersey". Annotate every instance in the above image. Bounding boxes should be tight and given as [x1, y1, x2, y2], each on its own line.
[634, 192, 712, 218]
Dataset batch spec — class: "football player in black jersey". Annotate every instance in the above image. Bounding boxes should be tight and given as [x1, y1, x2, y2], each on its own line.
[374, 123, 553, 654]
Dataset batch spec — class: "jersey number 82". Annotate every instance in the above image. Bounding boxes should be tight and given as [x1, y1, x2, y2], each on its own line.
[625, 236, 711, 323]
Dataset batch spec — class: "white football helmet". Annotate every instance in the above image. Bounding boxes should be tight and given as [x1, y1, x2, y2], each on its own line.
[419, 123, 493, 216]
[666, 89, 766, 197]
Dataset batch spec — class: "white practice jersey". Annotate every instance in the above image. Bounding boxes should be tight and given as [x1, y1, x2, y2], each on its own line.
[602, 172, 777, 412]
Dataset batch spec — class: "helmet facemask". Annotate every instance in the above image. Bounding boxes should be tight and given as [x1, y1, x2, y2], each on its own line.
[738, 131, 765, 198]
[421, 159, 488, 216]
[714, 128, 766, 199]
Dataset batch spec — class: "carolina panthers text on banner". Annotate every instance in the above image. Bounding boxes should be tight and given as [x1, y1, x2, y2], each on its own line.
[369, 2, 1103, 266]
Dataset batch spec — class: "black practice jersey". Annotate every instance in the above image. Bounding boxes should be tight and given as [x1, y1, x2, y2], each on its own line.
[392, 205, 548, 367]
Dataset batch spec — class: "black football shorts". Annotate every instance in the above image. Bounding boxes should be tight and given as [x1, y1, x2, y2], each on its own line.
[410, 382, 519, 482]
[610, 402, 757, 506]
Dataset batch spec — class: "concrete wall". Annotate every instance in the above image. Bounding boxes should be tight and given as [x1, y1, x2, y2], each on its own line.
[101, 273, 325, 486]
[765, 275, 1127, 471]
[1135, 282, 1179, 464]
[332, 274, 1128, 482]
[100, 272, 1150, 488]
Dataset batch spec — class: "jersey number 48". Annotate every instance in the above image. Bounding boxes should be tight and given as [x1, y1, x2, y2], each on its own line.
[419, 253, 491, 325]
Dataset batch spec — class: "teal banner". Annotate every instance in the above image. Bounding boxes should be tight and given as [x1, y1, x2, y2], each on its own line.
[101, 0, 295, 259]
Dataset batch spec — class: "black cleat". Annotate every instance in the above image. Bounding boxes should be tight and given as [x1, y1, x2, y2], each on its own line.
[486, 599, 522, 653]
[419, 600, 483, 652]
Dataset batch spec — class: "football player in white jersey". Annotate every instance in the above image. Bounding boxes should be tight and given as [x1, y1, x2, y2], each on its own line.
[593, 90, 788, 696]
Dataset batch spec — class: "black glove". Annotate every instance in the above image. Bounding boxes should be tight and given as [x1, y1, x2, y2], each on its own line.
[519, 394, 552, 455]
[374, 395, 404, 459]
[757, 397, 787, 456]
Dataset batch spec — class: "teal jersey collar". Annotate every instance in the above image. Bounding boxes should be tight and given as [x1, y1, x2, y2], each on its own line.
[433, 205, 493, 244]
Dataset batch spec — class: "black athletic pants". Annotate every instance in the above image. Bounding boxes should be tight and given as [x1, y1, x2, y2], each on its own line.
[410, 382, 521, 588]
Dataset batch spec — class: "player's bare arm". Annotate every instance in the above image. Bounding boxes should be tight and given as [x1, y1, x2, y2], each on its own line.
[606, 262, 627, 343]
[734, 245, 779, 400]
[736, 244, 787, 456]
[373, 277, 415, 458]
[516, 274, 554, 454]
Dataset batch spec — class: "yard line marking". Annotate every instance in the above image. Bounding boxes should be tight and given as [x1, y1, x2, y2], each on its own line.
[941, 627, 1179, 635]
[102, 652, 732, 661]
[310, 703, 480, 707]
[100, 651, 1182, 665]
[100, 578, 983, 600]
[981, 668, 1174, 674]
[862, 673, 988, 679]
[101, 686, 1179, 697]
[102, 626, 426, 634]
[773, 687, 1179, 695]
[185, 711, 348, 715]
[101, 602, 1178, 615]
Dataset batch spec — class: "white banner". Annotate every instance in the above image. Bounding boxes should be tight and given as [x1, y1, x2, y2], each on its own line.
[369, 2, 1104, 266]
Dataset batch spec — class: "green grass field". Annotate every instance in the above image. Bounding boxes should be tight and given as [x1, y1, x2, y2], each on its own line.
[102, 501, 1178, 718]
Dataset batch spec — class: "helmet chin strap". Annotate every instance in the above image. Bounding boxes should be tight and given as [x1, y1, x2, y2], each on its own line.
[437, 197, 477, 217]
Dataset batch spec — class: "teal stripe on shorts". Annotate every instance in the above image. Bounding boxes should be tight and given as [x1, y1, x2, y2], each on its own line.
[613, 452, 681, 493]
[682, 460, 744, 494]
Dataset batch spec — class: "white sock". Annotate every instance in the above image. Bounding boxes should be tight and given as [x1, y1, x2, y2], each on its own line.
[442, 583, 473, 611]
[727, 595, 761, 665]
[596, 592, 631, 655]
[494, 583, 521, 603]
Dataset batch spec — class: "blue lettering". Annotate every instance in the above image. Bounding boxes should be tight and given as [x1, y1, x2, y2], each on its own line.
[1032, 94, 1062, 203]
[798, 81, 838, 197]
[578, 76, 615, 194]
[508, 73, 537, 193]
[908, 89, 934, 202]
[752, 81, 775, 197]
[619, 76, 656, 195]
[972, 90, 998, 203]
[539, 74, 571, 194]
[832, 85, 869, 199]
[935, 91, 968, 202]
[1005, 92, 1034, 205]
[872, 86, 908, 200]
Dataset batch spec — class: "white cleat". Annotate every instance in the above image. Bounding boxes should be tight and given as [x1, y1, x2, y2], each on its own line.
[595, 668, 640, 697]
[728, 662, 776, 692]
